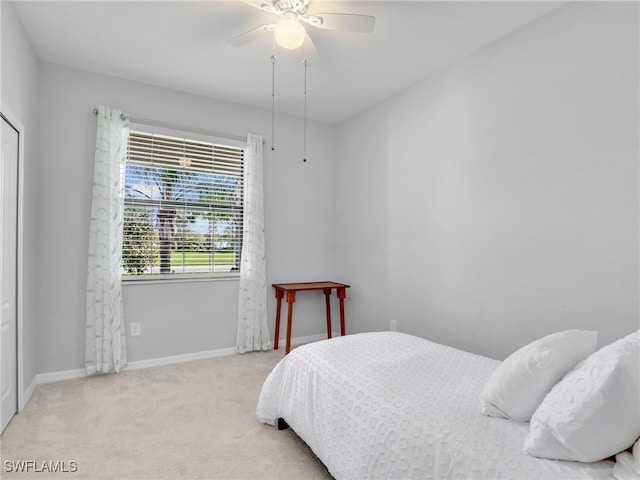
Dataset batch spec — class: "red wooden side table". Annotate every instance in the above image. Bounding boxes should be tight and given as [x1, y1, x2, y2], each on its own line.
[272, 281, 350, 354]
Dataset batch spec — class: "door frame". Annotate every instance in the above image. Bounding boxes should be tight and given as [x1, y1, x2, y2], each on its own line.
[0, 104, 25, 421]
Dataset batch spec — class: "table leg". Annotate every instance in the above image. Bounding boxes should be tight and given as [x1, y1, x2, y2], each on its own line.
[324, 289, 332, 339]
[285, 291, 296, 354]
[337, 287, 347, 336]
[274, 289, 284, 350]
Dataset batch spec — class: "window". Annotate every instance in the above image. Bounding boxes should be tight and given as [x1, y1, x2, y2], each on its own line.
[121, 127, 244, 280]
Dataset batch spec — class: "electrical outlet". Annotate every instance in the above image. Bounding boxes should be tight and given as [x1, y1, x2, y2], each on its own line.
[130, 322, 141, 337]
[390, 319, 397, 332]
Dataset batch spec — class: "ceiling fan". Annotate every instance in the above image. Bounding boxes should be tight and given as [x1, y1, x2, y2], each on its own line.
[228, 0, 376, 61]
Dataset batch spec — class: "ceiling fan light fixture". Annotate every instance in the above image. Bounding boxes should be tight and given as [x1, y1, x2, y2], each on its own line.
[274, 15, 306, 49]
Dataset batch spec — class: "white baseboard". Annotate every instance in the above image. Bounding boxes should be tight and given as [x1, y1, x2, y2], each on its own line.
[125, 346, 237, 371]
[278, 332, 336, 347]
[35, 332, 338, 386]
[37, 368, 86, 385]
[20, 376, 37, 411]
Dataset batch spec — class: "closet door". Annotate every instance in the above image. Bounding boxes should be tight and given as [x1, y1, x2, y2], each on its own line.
[1, 114, 18, 433]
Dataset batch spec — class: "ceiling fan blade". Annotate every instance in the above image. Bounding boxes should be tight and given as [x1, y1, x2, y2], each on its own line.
[300, 33, 320, 66]
[239, 0, 279, 15]
[228, 24, 274, 47]
[305, 13, 375, 33]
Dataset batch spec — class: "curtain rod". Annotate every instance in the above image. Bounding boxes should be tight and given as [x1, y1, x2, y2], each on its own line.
[92, 107, 251, 144]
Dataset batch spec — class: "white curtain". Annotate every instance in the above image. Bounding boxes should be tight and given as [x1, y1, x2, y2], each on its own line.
[85, 106, 129, 375]
[236, 134, 271, 353]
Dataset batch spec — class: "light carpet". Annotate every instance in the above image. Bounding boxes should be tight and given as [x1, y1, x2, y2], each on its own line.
[0, 349, 332, 479]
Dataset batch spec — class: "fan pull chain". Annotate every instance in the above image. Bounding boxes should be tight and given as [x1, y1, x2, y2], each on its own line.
[271, 53, 276, 151]
[303, 58, 308, 163]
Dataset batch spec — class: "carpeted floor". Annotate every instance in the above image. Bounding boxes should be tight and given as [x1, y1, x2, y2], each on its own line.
[0, 349, 332, 479]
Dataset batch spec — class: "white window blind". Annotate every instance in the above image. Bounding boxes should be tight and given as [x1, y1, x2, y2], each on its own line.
[122, 130, 244, 279]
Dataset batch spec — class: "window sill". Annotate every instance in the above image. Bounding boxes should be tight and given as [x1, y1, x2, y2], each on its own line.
[122, 274, 240, 286]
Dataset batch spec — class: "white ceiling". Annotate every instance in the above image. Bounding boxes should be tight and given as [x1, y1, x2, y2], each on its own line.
[13, 0, 566, 124]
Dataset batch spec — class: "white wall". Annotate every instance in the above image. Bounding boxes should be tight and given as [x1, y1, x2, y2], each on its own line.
[336, 1, 639, 359]
[1, 1, 40, 394]
[35, 63, 337, 374]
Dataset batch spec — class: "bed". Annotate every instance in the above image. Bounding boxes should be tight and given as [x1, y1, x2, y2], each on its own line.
[256, 331, 618, 480]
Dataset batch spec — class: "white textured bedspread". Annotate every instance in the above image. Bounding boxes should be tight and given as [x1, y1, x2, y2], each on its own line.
[257, 332, 614, 480]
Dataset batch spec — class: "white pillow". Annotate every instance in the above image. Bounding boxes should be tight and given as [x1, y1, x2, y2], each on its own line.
[479, 330, 598, 422]
[524, 330, 640, 462]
